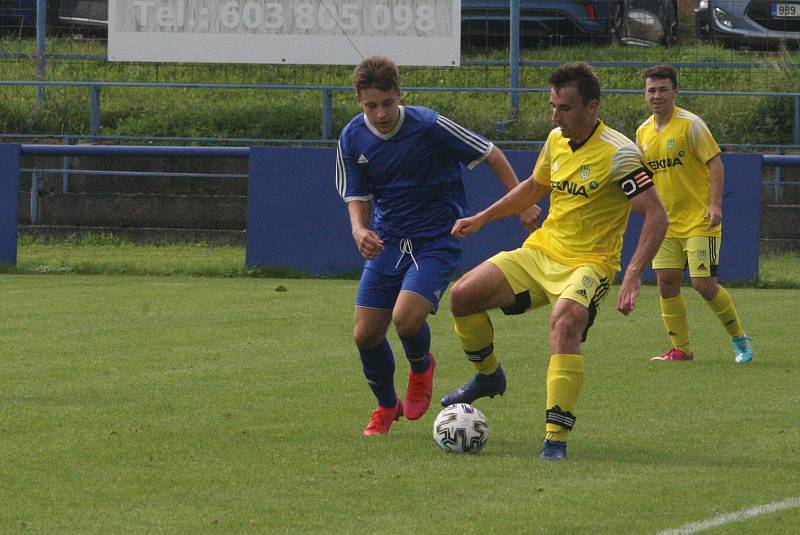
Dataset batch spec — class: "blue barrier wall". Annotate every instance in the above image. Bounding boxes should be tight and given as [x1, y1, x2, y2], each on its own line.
[0, 144, 20, 265]
[246, 148, 761, 282]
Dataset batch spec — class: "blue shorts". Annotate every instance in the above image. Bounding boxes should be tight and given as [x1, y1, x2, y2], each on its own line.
[355, 234, 462, 314]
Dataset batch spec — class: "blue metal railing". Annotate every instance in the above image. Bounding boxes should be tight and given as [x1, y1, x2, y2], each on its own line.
[5, 0, 800, 126]
[4, 80, 800, 144]
[17, 142, 800, 226]
[9, 144, 800, 260]
[19, 144, 250, 226]
[3, 52, 798, 70]
[25, 167, 248, 225]
[12, 134, 799, 205]
[20, 143, 250, 158]
[762, 154, 800, 204]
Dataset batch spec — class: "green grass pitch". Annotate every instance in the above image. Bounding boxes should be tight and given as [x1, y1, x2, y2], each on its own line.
[0, 274, 798, 533]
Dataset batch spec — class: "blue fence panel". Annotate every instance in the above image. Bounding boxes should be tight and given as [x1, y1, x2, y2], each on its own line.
[245, 147, 538, 273]
[245, 149, 762, 282]
[247, 147, 357, 273]
[0, 145, 20, 265]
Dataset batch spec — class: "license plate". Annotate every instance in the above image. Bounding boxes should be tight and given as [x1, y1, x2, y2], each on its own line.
[774, 3, 800, 17]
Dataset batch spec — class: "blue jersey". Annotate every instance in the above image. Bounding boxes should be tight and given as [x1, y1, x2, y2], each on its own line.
[336, 106, 493, 240]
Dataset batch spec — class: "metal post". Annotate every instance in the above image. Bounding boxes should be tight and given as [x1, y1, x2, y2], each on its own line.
[509, 0, 520, 118]
[795, 96, 800, 145]
[35, 0, 46, 103]
[63, 136, 74, 193]
[89, 86, 101, 136]
[30, 171, 39, 225]
[774, 147, 783, 203]
[322, 89, 333, 140]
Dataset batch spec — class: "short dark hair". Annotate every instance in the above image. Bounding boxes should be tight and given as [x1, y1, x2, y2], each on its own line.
[644, 63, 678, 89]
[548, 62, 600, 104]
[352, 56, 400, 94]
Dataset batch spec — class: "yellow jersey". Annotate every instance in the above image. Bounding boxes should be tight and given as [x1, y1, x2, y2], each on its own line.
[636, 106, 721, 238]
[526, 121, 653, 279]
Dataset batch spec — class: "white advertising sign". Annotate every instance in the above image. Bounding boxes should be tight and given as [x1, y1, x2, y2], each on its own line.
[108, 0, 461, 65]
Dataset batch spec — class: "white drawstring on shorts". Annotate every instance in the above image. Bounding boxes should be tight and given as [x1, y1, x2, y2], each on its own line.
[395, 238, 419, 271]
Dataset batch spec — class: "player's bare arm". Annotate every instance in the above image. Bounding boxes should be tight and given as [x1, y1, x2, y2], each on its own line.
[347, 200, 384, 259]
[485, 146, 542, 232]
[617, 187, 668, 315]
[706, 153, 724, 227]
[451, 178, 551, 240]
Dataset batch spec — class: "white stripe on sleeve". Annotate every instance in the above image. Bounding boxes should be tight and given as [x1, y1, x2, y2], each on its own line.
[335, 140, 347, 200]
[436, 115, 491, 155]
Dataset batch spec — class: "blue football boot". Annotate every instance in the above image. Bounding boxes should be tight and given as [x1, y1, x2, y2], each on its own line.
[539, 439, 567, 461]
[440, 366, 506, 407]
[732, 335, 753, 364]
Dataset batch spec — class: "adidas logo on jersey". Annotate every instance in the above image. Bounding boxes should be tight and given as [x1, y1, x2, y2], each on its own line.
[357, 154, 369, 164]
[576, 288, 587, 298]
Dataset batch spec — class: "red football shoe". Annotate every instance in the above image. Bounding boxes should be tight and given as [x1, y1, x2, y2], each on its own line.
[362, 399, 403, 436]
[651, 347, 694, 361]
[404, 352, 435, 421]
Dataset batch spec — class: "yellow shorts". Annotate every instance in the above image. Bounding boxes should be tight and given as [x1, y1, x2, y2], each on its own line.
[488, 247, 611, 313]
[652, 235, 720, 278]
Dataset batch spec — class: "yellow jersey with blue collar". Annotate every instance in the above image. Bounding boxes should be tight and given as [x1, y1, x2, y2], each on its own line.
[526, 121, 653, 279]
[636, 106, 721, 238]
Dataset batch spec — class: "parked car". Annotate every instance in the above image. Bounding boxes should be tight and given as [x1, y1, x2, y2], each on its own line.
[0, 0, 37, 31]
[0, 0, 97, 33]
[462, 0, 613, 45]
[695, 0, 800, 48]
[462, 0, 678, 47]
[57, 0, 106, 33]
[614, 0, 679, 46]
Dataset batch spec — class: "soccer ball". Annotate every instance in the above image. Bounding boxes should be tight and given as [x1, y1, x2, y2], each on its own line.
[432, 403, 489, 454]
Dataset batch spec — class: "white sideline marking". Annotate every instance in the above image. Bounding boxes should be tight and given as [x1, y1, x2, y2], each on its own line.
[655, 497, 800, 535]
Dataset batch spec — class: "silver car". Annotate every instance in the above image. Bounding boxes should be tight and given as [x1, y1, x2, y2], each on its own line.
[695, 0, 800, 48]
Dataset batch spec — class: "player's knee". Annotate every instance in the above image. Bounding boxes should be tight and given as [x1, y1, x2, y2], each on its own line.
[691, 277, 718, 300]
[549, 313, 584, 347]
[353, 327, 384, 351]
[392, 314, 424, 338]
[450, 276, 470, 298]
[657, 275, 682, 296]
[449, 279, 470, 316]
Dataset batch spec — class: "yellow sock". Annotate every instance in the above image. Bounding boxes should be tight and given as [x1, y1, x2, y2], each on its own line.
[707, 286, 745, 337]
[545, 354, 584, 442]
[660, 295, 691, 353]
[453, 312, 499, 375]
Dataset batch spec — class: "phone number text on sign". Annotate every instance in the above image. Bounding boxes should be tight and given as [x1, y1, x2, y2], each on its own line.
[125, 0, 452, 36]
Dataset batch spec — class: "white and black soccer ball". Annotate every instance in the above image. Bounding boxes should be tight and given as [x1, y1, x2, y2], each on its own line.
[432, 403, 489, 454]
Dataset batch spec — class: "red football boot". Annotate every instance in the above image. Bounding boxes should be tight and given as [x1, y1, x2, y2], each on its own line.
[404, 352, 435, 421]
[651, 347, 694, 361]
[363, 399, 403, 436]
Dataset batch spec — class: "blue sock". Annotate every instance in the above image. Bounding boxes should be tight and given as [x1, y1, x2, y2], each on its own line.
[400, 322, 431, 373]
[359, 338, 397, 407]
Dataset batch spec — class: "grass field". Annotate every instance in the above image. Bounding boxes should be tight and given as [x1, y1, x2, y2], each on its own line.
[11, 236, 800, 287]
[1, 270, 798, 533]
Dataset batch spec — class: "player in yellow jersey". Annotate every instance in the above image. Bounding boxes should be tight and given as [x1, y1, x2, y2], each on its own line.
[440, 62, 668, 461]
[636, 64, 753, 365]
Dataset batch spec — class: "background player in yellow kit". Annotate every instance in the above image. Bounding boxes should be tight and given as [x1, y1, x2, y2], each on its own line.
[636, 64, 753, 364]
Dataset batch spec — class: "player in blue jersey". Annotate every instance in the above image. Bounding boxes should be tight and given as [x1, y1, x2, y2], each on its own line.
[336, 56, 540, 436]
